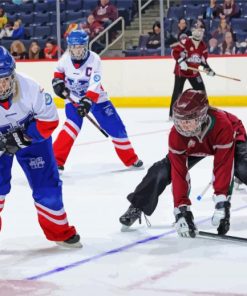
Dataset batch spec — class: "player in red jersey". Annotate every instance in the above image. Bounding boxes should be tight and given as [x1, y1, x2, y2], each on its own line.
[120, 89, 247, 238]
[169, 23, 215, 119]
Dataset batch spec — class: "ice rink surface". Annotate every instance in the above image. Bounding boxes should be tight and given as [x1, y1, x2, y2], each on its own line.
[1, 107, 247, 296]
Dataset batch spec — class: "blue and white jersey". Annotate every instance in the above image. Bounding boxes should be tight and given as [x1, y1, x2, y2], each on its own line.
[54, 51, 109, 104]
[0, 73, 59, 140]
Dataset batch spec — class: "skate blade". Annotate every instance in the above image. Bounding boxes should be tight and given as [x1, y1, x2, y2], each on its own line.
[56, 241, 83, 248]
[120, 224, 136, 232]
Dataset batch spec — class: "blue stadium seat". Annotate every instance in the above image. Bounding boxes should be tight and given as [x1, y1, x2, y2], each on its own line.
[34, 12, 50, 25]
[24, 26, 35, 39]
[164, 18, 173, 33]
[117, 0, 133, 9]
[82, 0, 98, 10]
[4, 3, 20, 14]
[167, 6, 185, 20]
[66, 10, 85, 22]
[50, 11, 66, 23]
[34, 2, 49, 13]
[34, 25, 51, 39]
[1, 40, 13, 51]
[235, 31, 247, 42]
[231, 18, 247, 33]
[185, 4, 205, 19]
[18, 3, 33, 13]
[122, 49, 143, 57]
[65, 0, 83, 11]
[118, 8, 131, 26]
[241, 4, 247, 16]
[18, 13, 34, 26]
[210, 19, 220, 32]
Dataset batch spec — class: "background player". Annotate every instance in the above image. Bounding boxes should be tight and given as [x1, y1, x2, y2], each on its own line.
[120, 89, 247, 237]
[169, 22, 215, 119]
[0, 46, 81, 248]
[52, 29, 143, 172]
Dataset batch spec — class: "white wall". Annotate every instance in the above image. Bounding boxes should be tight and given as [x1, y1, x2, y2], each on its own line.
[16, 56, 246, 98]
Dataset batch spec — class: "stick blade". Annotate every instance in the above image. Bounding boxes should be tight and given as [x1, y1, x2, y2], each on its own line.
[198, 231, 247, 243]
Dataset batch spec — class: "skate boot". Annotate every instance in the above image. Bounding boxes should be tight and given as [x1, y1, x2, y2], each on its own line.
[119, 204, 142, 230]
[174, 206, 197, 238]
[132, 159, 144, 168]
[58, 165, 64, 175]
[56, 234, 82, 248]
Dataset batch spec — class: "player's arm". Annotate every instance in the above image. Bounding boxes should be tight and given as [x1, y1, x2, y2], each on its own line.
[52, 62, 70, 99]
[168, 131, 191, 208]
[172, 41, 188, 71]
[26, 88, 59, 143]
[213, 124, 235, 197]
[201, 46, 215, 76]
[77, 56, 102, 117]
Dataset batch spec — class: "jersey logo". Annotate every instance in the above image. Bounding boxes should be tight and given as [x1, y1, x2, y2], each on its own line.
[29, 157, 45, 169]
[93, 74, 101, 82]
[45, 93, 52, 105]
[188, 139, 196, 148]
[187, 54, 202, 64]
[67, 78, 89, 98]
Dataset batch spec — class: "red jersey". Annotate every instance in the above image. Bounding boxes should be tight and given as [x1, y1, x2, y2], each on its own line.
[168, 108, 246, 208]
[172, 37, 208, 78]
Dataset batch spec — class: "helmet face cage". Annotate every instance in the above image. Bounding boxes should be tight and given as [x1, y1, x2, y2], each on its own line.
[173, 107, 208, 137]
[172, 89, 209, 137]
[0, 46, 16, 101]
[68, 44, 88, 60]
[67, 30, 89, 60]
[191, 27, 204, 41]
[0, 73, 16, 101]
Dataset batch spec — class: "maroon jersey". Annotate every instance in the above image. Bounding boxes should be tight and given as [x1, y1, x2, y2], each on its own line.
[168, 108, 246, 208]
[172, 37, 208, 78]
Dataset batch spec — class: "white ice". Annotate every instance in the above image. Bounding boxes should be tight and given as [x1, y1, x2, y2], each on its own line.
[1, 107, 247, 296]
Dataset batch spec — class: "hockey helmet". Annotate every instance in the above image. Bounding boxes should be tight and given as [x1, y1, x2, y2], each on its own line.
[67, 29, 89, 60]
[173, 89, 209, 137]
[0, 46, 16, 101]
[191, 22, 205, 42]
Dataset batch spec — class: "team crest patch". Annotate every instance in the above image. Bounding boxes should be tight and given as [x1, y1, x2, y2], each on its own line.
[188, 139, 196, 148]
[45, 93, 52, 105]
[93, 74, 101, 82]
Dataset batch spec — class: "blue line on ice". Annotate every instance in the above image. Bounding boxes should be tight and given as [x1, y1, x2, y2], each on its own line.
[26, 204, 247, 281]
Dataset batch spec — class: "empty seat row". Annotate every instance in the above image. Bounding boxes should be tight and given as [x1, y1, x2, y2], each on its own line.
[1, 0, 134, 14]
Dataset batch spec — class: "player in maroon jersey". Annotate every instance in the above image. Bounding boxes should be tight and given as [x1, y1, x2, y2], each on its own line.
[120, 89, 247, 238]
[169, 23, 215, 119]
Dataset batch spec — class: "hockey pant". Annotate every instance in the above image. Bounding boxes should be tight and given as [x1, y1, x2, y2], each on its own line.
[53, 101, 138, 167]
[0, 138, 76, 241]
[127, 140, 247, 216]
[169, 75, 206, 117]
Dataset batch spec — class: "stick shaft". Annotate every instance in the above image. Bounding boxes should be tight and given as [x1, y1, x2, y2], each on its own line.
[66, 96, 109, 138]
[198, 231, 247, 243]
[187, 67, 241, 82]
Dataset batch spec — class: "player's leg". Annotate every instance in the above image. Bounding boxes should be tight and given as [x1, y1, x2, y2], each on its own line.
[169, 76, 186, 118]
[188, 75, 206, 91]
[53, 102, 83, 171]
[119, 155, 204, 228]
[234, 140, 247, 184]
[92, 101, 143, 167]
[0, 154, 13, 231]
[16, 138, 81, 248]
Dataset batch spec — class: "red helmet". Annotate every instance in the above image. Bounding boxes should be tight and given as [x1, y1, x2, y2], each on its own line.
[173, 89, 209, 137]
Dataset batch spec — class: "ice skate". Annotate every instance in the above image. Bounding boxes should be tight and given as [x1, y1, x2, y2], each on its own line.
[119, 204, 142, 231]
[131, 159, 144, 169]
[56, 234, 82, 248]
[58, 165, 64, 175]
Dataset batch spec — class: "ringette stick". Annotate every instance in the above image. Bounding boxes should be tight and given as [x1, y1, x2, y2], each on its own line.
[65, 95, 109, 138]
[187, 66, 241, 82]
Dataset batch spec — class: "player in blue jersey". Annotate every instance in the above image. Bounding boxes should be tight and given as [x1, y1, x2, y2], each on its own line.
[0, 46, 81, 248]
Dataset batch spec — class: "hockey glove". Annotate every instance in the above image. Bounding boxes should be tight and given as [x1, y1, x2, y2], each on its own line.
[212, 194, 231, 235]
[174, 206, 197, 238]
[178, 57, 188, 71]
[2, 129, 32, 155]
[77, 97, 93, 117]
[204, 66, 215, 77]
[52, 78, 70, 99]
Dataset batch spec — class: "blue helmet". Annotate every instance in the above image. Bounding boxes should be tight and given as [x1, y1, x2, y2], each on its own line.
[0, 46, 16, 101]
[66, 30, 89, 60]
